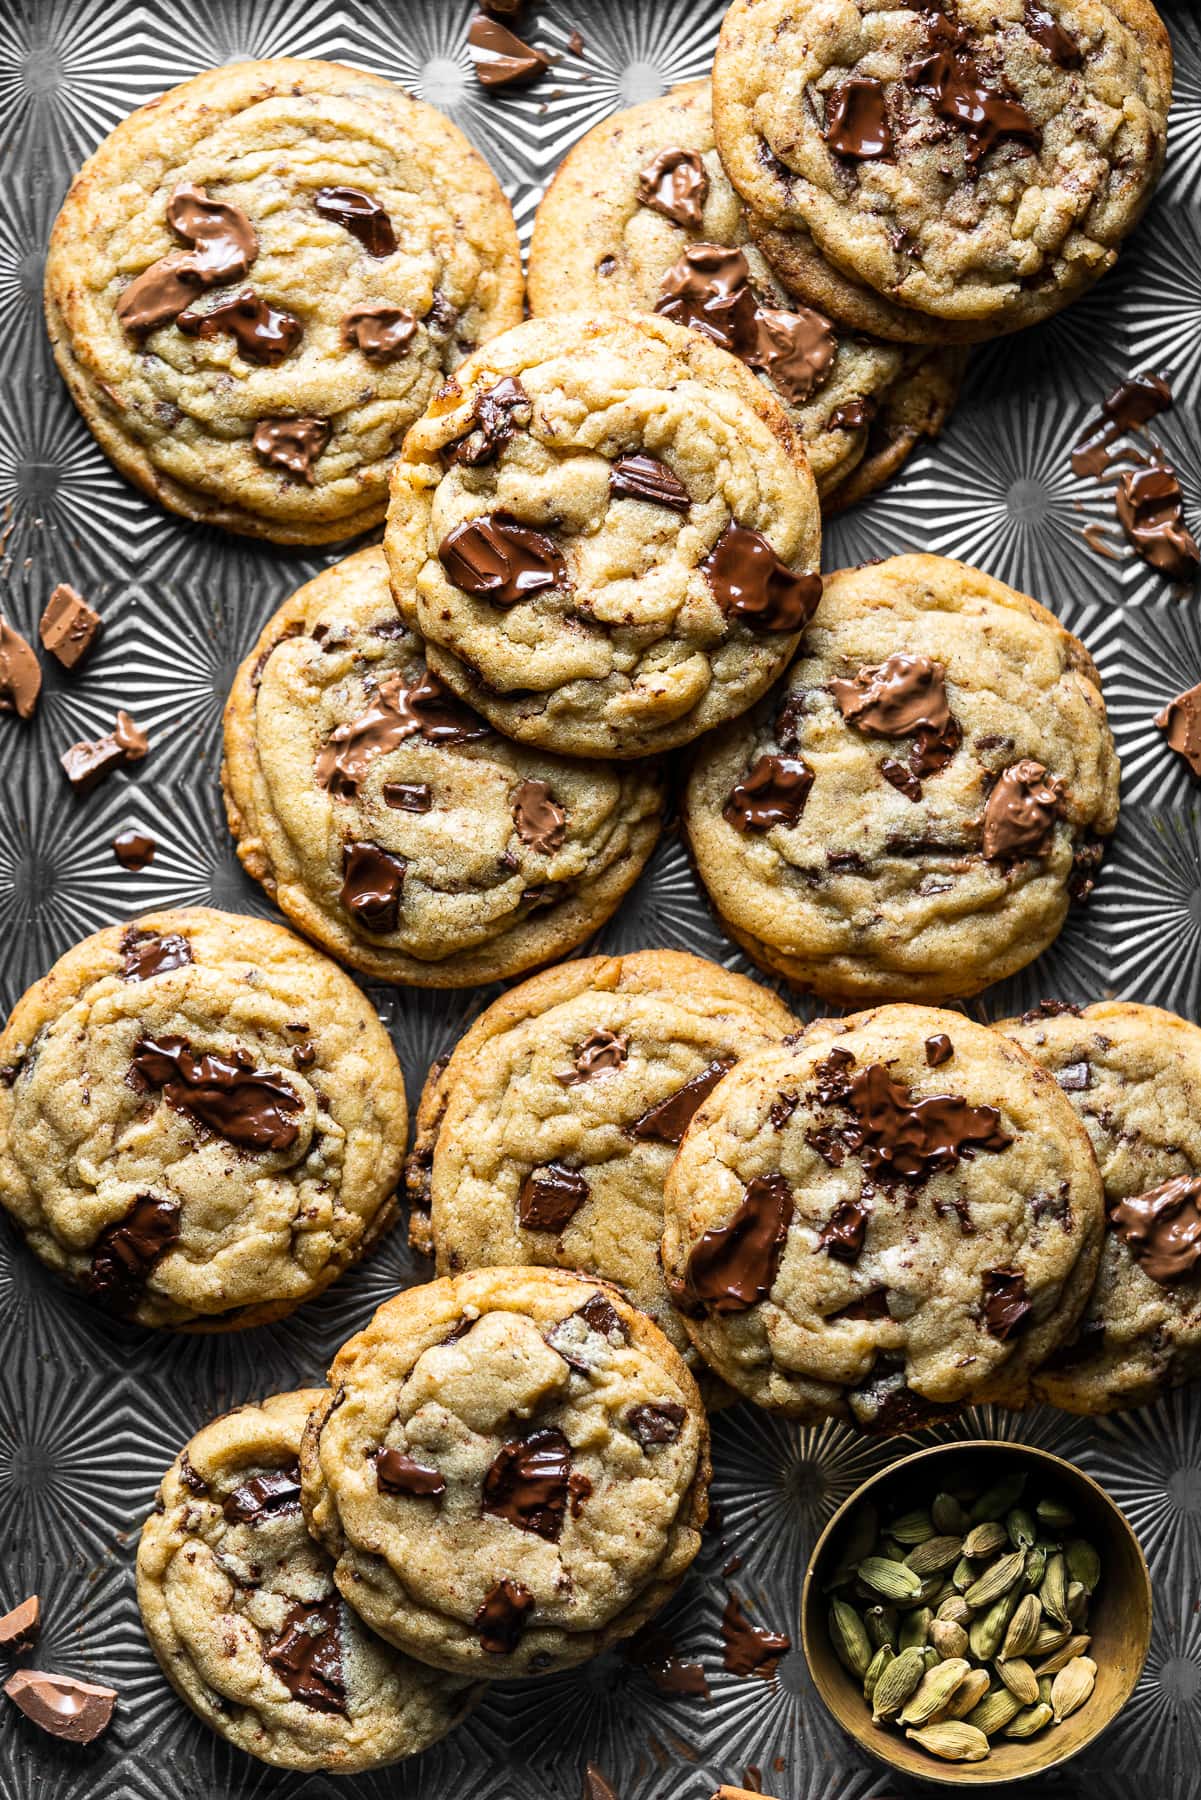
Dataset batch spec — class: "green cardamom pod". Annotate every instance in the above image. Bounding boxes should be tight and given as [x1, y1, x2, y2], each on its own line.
[1032, 1621, 1071, 1656]
[932, 1491, 970, 1535]
[1036, 1497, 1075, 1533]
[1038, 1676, 1053, 1704]
[890, 1508, 935, 1545]
[865, 1604, 898, 1650]
[1006, 1507, 1038, 1549]
[930, 1618, 969, 1660]
[964, 1549, 1026, 1610]
[899, 1657, 972, 1726]
[968, 1590, 1019, 1663]
[965, 1684, 1024, 1736]
[1067, 1579, 1089, 1627]
[995, 1658, 1039, 1705]
[906, 1534, 964, 1577]
[936, 1594, 972, 1628]
[1035, 1632, 1091, 1677]
[1039, 1551, 1069, 1627]
[942, 1667, 991, 1720]
[970, 1472, 1026, 1524]
[1004, 1700, 1053, 1739]
[1000, 1593, 1042, 1660]
[905, 1721, 990, 1762]
[1066, 1540, 1101, 1594]
[1050, 1654, 1097, 1722]
[871, 1644, 926, 1721]
[864, 1643, 894, 1703]
[951, 1555, 975, 1592]
[1023, 1545, 1048, 1592]
[898, 1606, 932, 1651]
[963, 1520, 1009, 1560]
[829, 1598, 872, 1678]
[858, 1556, 924, 1601]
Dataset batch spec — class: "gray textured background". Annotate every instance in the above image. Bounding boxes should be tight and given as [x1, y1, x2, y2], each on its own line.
[0, 1, 1199, 1795]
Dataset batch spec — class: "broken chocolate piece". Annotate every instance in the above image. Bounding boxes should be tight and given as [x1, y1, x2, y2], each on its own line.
[925, 1033, 953, 1067]
[626, 1403, 686, 1448]
[116, 183, 258, 334]
[39, 584, 100, 669]
[830, 653, 960, 781]
[702, 524, 821, 632]
[315, 668, 488, 797]
[444, 376, 531, 467]
[375, 1448, 446, 1500]
[517, 1163, 589, 1231]
[3, 1671, 116, 1745]
[981, 1267, 1033, 1339]
[340, 842, 407, 934]
[112, 830, 156, 870]
[982, 759, 1065, 860]
[482, 1428, 572, 1541]
[0, 1596, 39, 1652]
[512, 779, 567, 853]
[629, 1058, 734, 1144]
[253, 417, 330, 484]
[223, 1466, 302, 1524]
[0, 621, 41, 720]
[265, 1598, 345, 1714]
[1156, 680, 1201, 778]
[609, 452, 690, 512]
[467, 13, 549, 86]
[131, 1037, 303, 1152]
[723, 753, 814, 832]
[1115, 463, 1200, 583]
[685, 1172, 794, 1313]
[439, 513, 566, 606]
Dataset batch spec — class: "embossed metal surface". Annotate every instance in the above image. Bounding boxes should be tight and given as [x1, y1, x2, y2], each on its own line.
[0, 1, 1199, 1795]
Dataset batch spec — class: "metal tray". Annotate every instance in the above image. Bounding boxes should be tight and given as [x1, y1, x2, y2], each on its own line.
[0, 1, 1198, 1794]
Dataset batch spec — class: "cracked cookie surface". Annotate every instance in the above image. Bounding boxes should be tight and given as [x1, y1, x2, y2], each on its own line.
[684, 553, 1119, 1002]
[712, 0, 1171, 333]
[44, 58, 523, 544]
[660, 1005, 1104, 1419]
[300, 1268, 709, 1676]
[222, 548, 663, 986]
[408, 951, 796, 1374]
[137, 1390, 476, 1771]
[1001, 1001, 1201, 1413]
[526, 81, 964, 506]
[384, 311, 822, 759]
[0, 907, 407, 1328]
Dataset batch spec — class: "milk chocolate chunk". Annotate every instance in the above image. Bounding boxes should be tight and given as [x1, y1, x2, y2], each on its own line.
[823, 78, 893, 159]
[314, 185, 397, 256]
[341, 302, 417, 364]
[982, 759, 1065, 860]
[383, 781, 433, 813]
[721, 1592, 790, 1678]
[908, 49, 1039, 165]
[467, 13, 549, 86]
[0, 620, 41, 719]
[830, 653, 960, 781]
[636, 147, 710, 229]
[513, 779, 567, 853]
[702, 524, 821, 633]
[1115, 464, 1200, 583]
[685, 1171, 794, 1313]
[483, 1427, 572, 1541]
[609, 452, 690, 513]
[39, 584, 100, 669]
[439, 513, 566, 606]
[750, 302, 838, 408]
[817, 1198, 867, 1263]
[87, 1193, 181, 1311]
[375, 1448, 446, 1500]
[0, 1596, 39, 1651]
[476, 1578, 534, 1653]
[444, 376, 531, 467]
[556, 1029, 628, 1085]
[339, 842, 407, 934]
[112, 830, 155, 870]
[265, 1598, 345, 1714]
[723, 753, 814, 832]
[630, 1057, 734, 1144]
[1023, 0, 1082, 66]
[1155, 681, 1201, 777]
[316, 668, 488, 797]
[223, 1465, 302, 1523]
[117, 182, 258, 332]
[253, 417, 330, 484]
[924, 1033, 953, 1067]
[981, 1267, 1033, 1339]
[626, 1403, 686, 1448]
[131, 1037, 303, 1152]
[177, 289, 303, 365]
[3, 1671, 117, 1745]
[121, 927, 191, 982]
[517, 1162, 589, 1231]
[1109, 1175, 1201, 1284]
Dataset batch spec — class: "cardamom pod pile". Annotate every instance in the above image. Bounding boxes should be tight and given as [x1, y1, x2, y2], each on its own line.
[827, 1471, 1100, 1765]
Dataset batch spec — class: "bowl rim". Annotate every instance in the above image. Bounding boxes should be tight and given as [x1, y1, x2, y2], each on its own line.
[800, 1436, 1153, 1788]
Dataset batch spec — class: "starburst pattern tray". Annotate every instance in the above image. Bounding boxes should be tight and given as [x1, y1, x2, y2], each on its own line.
[0, 2, 1200, 1796]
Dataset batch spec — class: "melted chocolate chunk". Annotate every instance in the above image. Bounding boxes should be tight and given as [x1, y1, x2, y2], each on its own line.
[823, 78, 893, 159]
[314, 186, 397, 256]
[684, 1172, 794, 1313]
[383, 781, 433, 813]
[177, 289, 302, 365]
[770, 1090, 798, 1129]
[624, 1623, 710, 1697]
[112, 830, 156, 870]
[880, 758, 922, 802]
[1115, 464, 1200, 583]
[626, 1403, 686, 1448]
[981, 1267, 1034, 1339]
[60, 710, 146, 792]
[340, 842, 407, 933]
[87, 1193, 181, 1311]
[1020, 998, 1082, 1024]
[316, 668, 488, 797]
[131, 1036, 303, 1151]
[577, 1291, 623, 1337]
[655, 243, 837, 405]
[723, 753, 814, 832]
[1156, 680, 1201, 777]
[223, 1465, 302, 1523]
[121, 927, 192, 982]
[817, 1199, 867, 1263]
[439, 513, 566, 606]
[830, 652, 960, 783]
[702, 524, 821, 632]
[609, 452, 690, 512]
[982, 759, 1065, 860]
[375, 1448, 446, 1500]
[178, 1454, 208, 1495]
[483, 1427, 572, 1541]
[512, 779, 567, 853]
[828, 398, 875, 432]
[636, 147, 710, 229]
[925, 1033, 953, 1067]
[0, 621, 41, 719]
[265, 1598, 346, 1714]
[721, 1593, 791, 1678]
[851, 1362, 953, 1434]
[116, 183, 258, 333]
[908, 48, 1039, 165]
[3, 1672, 116, 1745]
[555, 1029, 628, 1086]
[39, 583, 100, 669]
[1109, 1175, 1201, 1284]
[629, 1057, 734, 1144]
[1023, 0, 1082, 66]
[816, 1053, 1012, 1189]
[475, 1578, 534, 1653]
[467, 13, 549, 86]
[1071, 372, 1173, 477]
[517, 1162, 589, 1231]
[341, 301, 417, 364]
[444, 376, 532, 467]
[253, 417, 330, 484]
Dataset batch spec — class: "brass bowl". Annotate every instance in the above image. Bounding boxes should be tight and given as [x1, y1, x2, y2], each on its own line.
[801, 1438, 1151, 1787]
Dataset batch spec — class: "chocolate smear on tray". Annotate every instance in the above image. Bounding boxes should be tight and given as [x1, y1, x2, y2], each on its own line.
[721, 1593, 791, 1678]
[656, 244, 837, 404]
[685, 1172, 794, 1313]
[178, 289, 302, 365]
[131, 1037, 303, 1151]
[316, 668, 488, 797]
[982, 759, 1065, 859]
[483, 1427, 572, 1540]
[253, 417, 329, 484]
[265, 1598, 346, 1713]
[817, 1198, 868, 1264]
[87, 1194, 181, 1311]
[444, 377, 532, 466]
[39, 583, 100, 669]
[630, 1057, 735, 1144]
[831, 653, 960, 784]
[0, 620, 41, 719]
[3, 1672, 116, 1745]
[467, 13, 549, 86]
[1115, 464, 1200, 583]
[823, 78, 893, 159]
[117, 182, 258, 333]
[223, 1466, 302, 1524]
[439, 513, 566, 605]
[375, 1448, 447, 1500]
[315, 186, 397, 256]
[624, 1622, 710, 1697]
[1071, 372, 1172, 478]
[475, 1578, 534, 1653]
[340, 842, 407, 934]
[112, 830, 156, 870]
[513, 779, 567, 853]
[702, 523, 821, 632]
[0, 1597, 40, 1652]
[609, 452, 690, 512]
[121, 927, 191, 982]
[723, 753, 814, 832]
[556, 1029, 628, 1085]
[637, 148, 709, 229]
[627, 1403, 686, 1448]
[1023, 0, 1082, 66]
[518, 1162, 589, 1231]
[1155, 680, 1201, 777]
[1109, 1175, 1201, 1284]
[981, 1267, 1034, 1339]
[341, 302, 417, 364]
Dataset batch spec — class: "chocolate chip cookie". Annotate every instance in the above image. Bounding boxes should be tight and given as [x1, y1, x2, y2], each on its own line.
[1001, 1001, 1201, 1413]
[222, 548, 663, 987]
[300, 1268, 709, 1676]
[684, 554, 1119, 1002]
[137, 1390, 476, 1770]
[384, 311, 822, 759]
[407, 951, 796, 1373]
[526, 81, 965, 507]
[660, 1005, 1104, 1420]
[0, 908, 407, 1328]
[712, 0, 1172, 337]
[44, 58, 523, 544]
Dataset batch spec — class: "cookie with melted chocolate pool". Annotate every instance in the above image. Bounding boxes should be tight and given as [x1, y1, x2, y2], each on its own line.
[684, 554, 1119, 1002]
[0, 908, 407, 1328]
[137, 1390, 476, 1770]
[1002, 1000, 1201, 1413]
[660, 1005, 1104, 1418]
[300, 1268, 709, 1676]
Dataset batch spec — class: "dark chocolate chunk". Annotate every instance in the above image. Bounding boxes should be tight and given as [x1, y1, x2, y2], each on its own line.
[112, 830, 156, 870]
[264, 1598, 345, 1714]
[816, 1198, 867, 1263]
[121, 927, 192, 982]
[444, 376, 532, 466]
[629, 1057, 734, 1144]
[252, 417, 330, 484]
[517, 1162, 589, 1231]
[475, 1577, 534, 1653]
[314, 185, 397, 256]
[87, 1193, 181, 1312]
[383, 781, 433, 813]
[684, 1172, 794, 1313]
[609, 452, 690, 512]
[981, 1267, 1034, 1340]
[223, 1465, 302, 1524]
[925, 1033, 953, 1067]
[723, 753, 814, 832]
[626, 1403, 686, 1448]
[908, 47, 1039, 165]
[375, 1448, 446, 1501]
[341, 301, 417, 364]
[482, 1427, 572, 1541]
[636, 147, 710, 229]
[702, 523, 821, 632]
[340, 841, 407, 934]
[131, 1036, 304, 1151]
[823, 78, 893, 159]
[816, 1054, 1012, 1188]
[1109, 1175, 1201, 1284]
[439, 513, 566, 606]
[576, 1292, 623, 1337]
[1023, 0, 1082, 66]
[39, 583, 100, 669]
